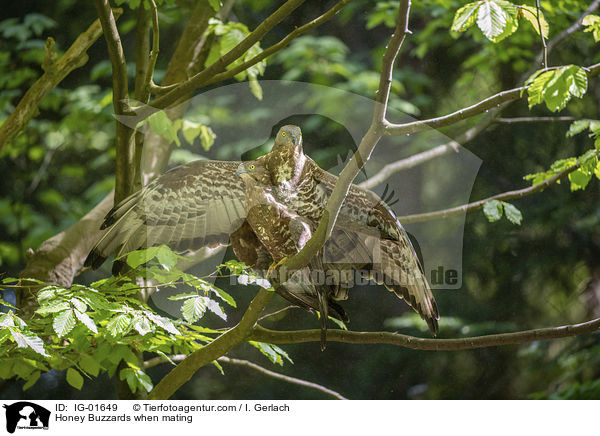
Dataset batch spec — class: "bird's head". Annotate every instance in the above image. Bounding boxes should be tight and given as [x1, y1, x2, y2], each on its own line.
[273, 125, 303, 152]
[266, 125, 306, 186]
[236, 161, 271, 185]
[235, 161, 258, 179]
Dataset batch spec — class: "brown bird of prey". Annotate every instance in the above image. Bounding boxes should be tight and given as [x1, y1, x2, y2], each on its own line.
[236, 159, 342, 349]
[85, 125, 439, 341]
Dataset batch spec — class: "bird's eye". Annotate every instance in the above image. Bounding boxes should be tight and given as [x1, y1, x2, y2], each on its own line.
[281, 132, 286, 137]
[249, 164, 255, 170]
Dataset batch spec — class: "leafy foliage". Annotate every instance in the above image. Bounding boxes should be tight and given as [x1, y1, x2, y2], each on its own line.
[525, 65, 588, 112]
[451, 1, 548, 42]
[582, 14, 600, 42]
[483, 199, 523, 225]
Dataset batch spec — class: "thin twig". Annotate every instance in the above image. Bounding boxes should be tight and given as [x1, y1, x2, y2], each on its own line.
[537, 0, 600, 66]
[385, 62, 600, 136]
[144, 0, 160, 100]
[259, 305, 303, 321]
[494, 116, 578, 123]
[359, 119, 492, 189]
[535, 0, 548, 68]
[144, 354, 348, 400]
[148, 288, 274, 400]
[250, 316, 600, 350]
[219, 356, 348, 400]
[399, 156, 592, 224]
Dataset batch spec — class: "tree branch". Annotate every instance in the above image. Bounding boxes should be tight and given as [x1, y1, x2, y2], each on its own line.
[218, 357, 348, 400]
[135, 0, 306, 114]
[202, 0, 353, 88]
[148, 288, 274, 400]
[95, 0, 135, 203]
[278, 0, 412, 277]
[0, 11, 123, 149]
[399, 157, 589, 224]
[250, 317, 600, 350]
[359, 118, 492, 189]
[494, 116, 579, 123]
[385, 62, 600, 136]
[144, 354, 348, 400]
[537, 0, 600, 66]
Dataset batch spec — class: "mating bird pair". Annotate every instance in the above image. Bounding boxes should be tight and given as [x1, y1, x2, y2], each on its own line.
[85, 125, 439, 350]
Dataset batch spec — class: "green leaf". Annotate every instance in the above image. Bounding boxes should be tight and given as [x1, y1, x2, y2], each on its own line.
[476, 0, 516, 41]
[451, 2, 481, 33]
[66, 367, 84, 390]
[10, 330, 49, 356]
[22, 371, 41, 391]
[36, 301, 70, 315]
[568, 169, 592, 191]
[249, 75, 263, 100]
[126, 246, 160, 268]
[208, 0, 221, 11]
[79, 354, 101, 377]
[582, 14, 600, 42]
[132, 315, 153, 336]
[520, 5, 549, 38]
[483, 200, 503, 222]
[146, 111, 180, 146]
[566, 120, 591, 137]
[156, 244, 178, 271]
[74, 310, 98, 334]
[53, 309, 76, 337]
[526, 70, 553, 108]
[199, 125, 216, 151]
[502, 202, 522, 225]
[211, 287, 236, 308]
[146, 313, 180, 335]
[181, 120, 203, 145]
[249, 341, 293, 366]
[181, 297, 207, 323]
[107, 314, 132, 337]
[527, 66, 588, 111]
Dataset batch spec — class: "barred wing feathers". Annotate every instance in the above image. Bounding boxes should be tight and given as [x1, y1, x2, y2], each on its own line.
[85, 161, 247, 270]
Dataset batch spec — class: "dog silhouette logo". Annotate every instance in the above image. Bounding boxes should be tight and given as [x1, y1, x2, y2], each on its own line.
[3, 402, 50, 433]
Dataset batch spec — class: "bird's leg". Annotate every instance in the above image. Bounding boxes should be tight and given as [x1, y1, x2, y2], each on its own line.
[266, 256, 288, 281]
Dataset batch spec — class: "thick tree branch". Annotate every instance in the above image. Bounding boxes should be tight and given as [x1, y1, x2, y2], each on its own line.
[250, 317, 600, 350]
[95, 0, 135, 202]
[400, 157, 590, 224]
[19, 192, 115, 317]
[148, 289, 274, 400]
[0, 11, 122, 149]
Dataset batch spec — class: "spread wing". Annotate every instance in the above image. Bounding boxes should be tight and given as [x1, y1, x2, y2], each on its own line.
[85, 160, 247, 270]
[303, 159, 440, 334]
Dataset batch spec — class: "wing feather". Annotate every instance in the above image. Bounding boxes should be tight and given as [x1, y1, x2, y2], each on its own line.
[85, 161, 247, 269]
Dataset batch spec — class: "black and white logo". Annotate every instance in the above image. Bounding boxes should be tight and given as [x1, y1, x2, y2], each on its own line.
[3, 402, 50, 433]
